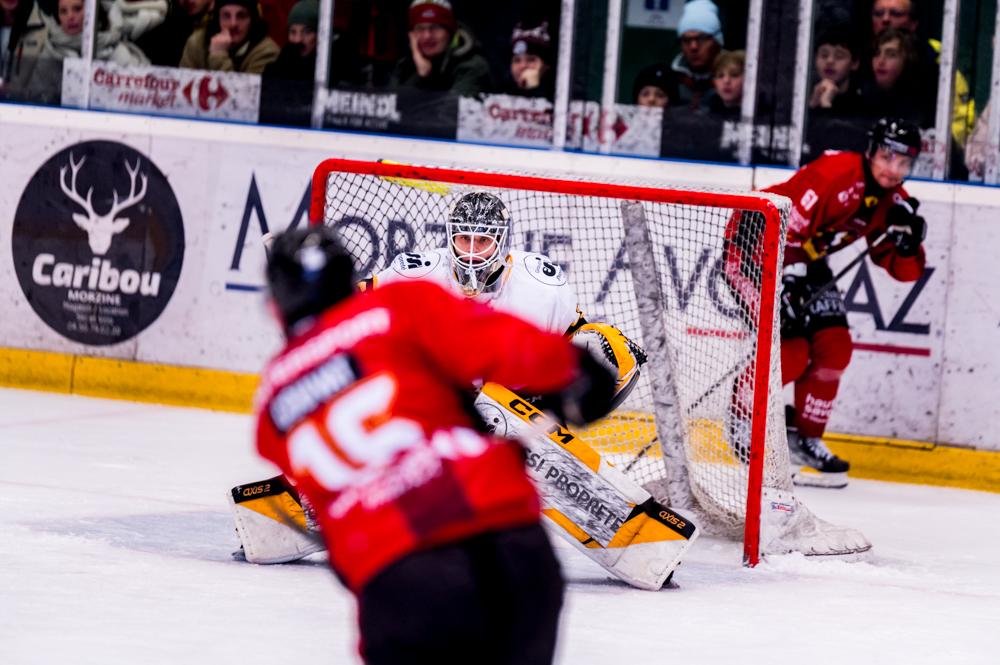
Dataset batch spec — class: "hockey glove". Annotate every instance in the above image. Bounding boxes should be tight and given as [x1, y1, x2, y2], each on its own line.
[779, 263, 811, 336]
[535, 347, 617, 427]
[885, 198, 926, 257]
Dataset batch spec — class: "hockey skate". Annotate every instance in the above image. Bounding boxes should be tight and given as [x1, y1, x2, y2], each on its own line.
[787, 427, 849, 489]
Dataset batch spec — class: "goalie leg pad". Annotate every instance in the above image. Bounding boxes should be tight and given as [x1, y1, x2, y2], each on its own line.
[478, 384, 700, 590]
[229, 476, 326, 564]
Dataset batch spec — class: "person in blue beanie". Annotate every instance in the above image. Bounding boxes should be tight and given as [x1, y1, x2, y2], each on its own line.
[671, 0, 724, 108]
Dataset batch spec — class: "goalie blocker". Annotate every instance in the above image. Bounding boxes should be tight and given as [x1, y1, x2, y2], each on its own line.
[230, 382, 698, 591]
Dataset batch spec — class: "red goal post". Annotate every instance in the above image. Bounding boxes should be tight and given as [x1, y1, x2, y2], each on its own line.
[309, 158, 867, 565]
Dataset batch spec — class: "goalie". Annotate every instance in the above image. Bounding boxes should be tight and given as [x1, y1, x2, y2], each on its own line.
[231, 191, 699, 591]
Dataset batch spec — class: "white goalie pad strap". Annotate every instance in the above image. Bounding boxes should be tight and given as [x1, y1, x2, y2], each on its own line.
[477, 383, 700, 590]
[545, 507, 698, 591]
[229, 477, 326, 564]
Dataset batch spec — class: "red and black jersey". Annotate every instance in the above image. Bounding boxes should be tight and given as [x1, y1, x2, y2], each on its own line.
[723, 150, 926, 316]
[255, 280, 578, 591]
[765, 150, 925, 281]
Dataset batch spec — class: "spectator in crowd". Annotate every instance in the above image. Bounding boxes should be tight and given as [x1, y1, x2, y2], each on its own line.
[859, 27, 933, 128]
[867, 0, 973, 146]
[1, 0, 56, 101]
[632, 62, 677, 109]
[390, 0, 492, 96]
[44, 0, 150, 64]
[702, 49, 744, 119]
[135, 0, 211, 66]
[504, 21, 553, 99]
[111, 0, 168, 43]
[671, 0, 723, 108]
[808, 23, 862, 115]
[259, 0, 315, 126]
[55, 0, 83, 37]
[180, 0, 278, 73]
[263, 0, 314, 80]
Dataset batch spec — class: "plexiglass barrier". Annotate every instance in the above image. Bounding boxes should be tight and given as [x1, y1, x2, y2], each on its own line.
[1, 0, 997, 182]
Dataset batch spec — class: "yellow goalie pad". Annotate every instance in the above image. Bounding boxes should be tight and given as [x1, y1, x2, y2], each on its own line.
[478, 383, 699, 590]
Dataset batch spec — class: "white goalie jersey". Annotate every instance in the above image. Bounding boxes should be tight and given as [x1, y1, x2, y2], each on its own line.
[368, 248, 582, 335]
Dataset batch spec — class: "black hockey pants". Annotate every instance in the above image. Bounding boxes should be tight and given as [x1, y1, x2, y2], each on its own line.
[357, 523, 564, 665]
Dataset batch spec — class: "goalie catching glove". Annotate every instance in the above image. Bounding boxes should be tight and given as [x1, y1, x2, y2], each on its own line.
[534, 346, 618, 427]
[885, 197, 926, 257]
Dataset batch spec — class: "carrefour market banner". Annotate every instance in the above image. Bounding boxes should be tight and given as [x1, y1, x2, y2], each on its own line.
[61, 59, 262, 122]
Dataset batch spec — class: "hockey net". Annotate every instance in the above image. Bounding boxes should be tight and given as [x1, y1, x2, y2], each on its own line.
[311, 158, 870, 564]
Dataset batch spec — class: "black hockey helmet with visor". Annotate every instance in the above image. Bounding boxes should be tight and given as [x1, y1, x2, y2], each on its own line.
[265, 225, 355, 334]
[447, 191, 512, 295]
[867, 117, 921, 159]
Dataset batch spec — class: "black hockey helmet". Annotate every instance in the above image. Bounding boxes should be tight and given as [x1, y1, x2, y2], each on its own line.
[265, 225, 355, 333]
[867, 117, 921, 159]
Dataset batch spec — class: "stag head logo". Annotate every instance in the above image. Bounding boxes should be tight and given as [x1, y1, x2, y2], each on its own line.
[60, 153, 148, 255]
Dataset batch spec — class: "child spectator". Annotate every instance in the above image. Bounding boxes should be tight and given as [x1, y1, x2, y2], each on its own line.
[671, 0, 723, 108]
[703, 49, 744, 118]
[808, 23, 862, 114]
[56, 0, 84, 36]
[180, 0, 279, 73]
[135, 0, 212, 67]
[390, 0, 492, 96]
[505, 21, 553, 99]
[859, 27, 933, 127]
[631, 62, 677, 109]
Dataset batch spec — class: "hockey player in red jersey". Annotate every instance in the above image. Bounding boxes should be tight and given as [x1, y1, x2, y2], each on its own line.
[255, 225, 617, 664]
[726, 117, 927, 487]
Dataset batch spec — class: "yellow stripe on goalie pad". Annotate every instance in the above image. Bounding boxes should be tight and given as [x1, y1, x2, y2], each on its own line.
[608, 510, 688, 547]
[238, 492, 309, 531]
[480, 382, 603, 472]
[542, 508, 603, 549]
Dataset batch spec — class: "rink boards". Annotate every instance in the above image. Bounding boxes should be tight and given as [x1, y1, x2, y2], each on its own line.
[0, 104, 998, 489]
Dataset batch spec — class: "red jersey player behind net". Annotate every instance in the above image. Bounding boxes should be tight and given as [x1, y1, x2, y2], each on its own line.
[255, 226, 617, 665]
[725, 117, 927, 488]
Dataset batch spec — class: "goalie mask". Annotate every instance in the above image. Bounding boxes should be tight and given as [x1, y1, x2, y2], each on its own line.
[447, 192, 512, 296]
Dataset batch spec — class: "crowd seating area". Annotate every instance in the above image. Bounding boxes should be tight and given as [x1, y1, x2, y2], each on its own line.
[1, 0, 997, 181]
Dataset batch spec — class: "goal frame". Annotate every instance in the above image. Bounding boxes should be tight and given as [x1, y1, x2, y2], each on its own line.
[310, 157, 784, 566]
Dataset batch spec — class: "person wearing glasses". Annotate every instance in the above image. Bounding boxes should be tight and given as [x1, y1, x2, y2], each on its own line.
[670, 0, 724, 108]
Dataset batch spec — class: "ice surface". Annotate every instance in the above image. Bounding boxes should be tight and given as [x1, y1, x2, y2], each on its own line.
[1, 388, 997, 664]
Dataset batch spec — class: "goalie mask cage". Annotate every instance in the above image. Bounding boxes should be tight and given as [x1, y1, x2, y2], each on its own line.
[310, 158, 869, 565]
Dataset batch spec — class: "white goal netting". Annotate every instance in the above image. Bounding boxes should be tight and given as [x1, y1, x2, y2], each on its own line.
[314, 159, 870, 562]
